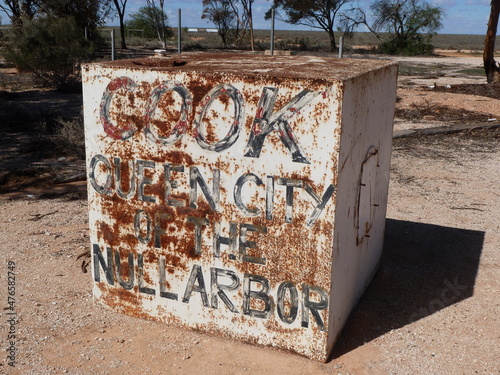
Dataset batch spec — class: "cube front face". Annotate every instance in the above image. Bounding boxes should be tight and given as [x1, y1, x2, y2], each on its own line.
[82, 55, 397, 361]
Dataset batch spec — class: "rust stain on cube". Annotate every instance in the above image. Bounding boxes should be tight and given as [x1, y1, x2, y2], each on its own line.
[82, 53, 398, 361]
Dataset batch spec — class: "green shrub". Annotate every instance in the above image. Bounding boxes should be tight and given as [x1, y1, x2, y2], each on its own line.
[272, 37, 329, 52]
[378, 34, 435, 55]
[5, 17, 94, 91]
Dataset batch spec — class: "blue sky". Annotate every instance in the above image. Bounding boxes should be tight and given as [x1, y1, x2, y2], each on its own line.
[124, 0, 491, 35]
[0, 0, 493, 35]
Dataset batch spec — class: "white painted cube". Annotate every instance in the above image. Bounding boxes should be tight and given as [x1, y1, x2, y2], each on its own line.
[82, 54, 397, 361]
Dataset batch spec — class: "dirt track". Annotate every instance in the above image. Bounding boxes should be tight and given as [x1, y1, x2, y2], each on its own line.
[0, 53, 499, 374]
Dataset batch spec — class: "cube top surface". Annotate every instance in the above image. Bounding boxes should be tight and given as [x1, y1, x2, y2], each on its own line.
[85, 53, 396, 82]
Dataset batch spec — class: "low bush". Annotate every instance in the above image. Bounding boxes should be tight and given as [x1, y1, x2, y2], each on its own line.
[52, 117, 85, 156]
[33, 114, 85, 157]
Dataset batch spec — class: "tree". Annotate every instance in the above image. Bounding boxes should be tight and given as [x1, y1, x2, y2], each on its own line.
[484, 0, 500, 83]
[266, 0, 353, 52]
[1, 0, 110, 36]
[0, 0, 37, 26]
[39, 0, 111, 37]
[200, 0, 255, 49]
[240, 0, 254, 50]
[222, 0, 250, 47]
[5, 16, 94, 90]
[144, 0, 170, 48]
[202, 0, 237, 46]
[126, 6, 173, 40]
[343, 0, 444, 55]
[111, 0, 128, 49]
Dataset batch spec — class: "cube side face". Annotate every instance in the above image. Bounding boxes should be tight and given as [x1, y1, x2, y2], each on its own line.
[82, 62, 343, 360]
[328, 65, 398, 351]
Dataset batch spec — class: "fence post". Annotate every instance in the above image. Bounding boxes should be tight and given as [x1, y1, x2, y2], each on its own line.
[111, 29, 115, 61]
[178, 9, 182, 54]
[270, 8, 275, 56]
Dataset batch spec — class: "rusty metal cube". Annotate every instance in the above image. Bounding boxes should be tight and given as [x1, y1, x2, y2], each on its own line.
[83, 53, 398, 361]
